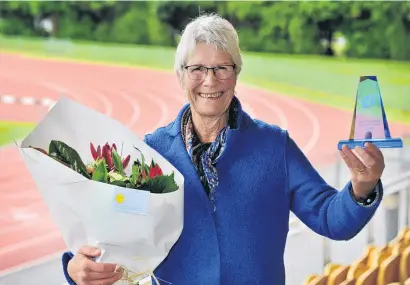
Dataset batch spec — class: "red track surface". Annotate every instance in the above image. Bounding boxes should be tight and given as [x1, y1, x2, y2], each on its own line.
[0, 53, 409, 274]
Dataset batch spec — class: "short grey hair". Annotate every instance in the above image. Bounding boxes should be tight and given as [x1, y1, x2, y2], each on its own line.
[174, 13, 243, 79]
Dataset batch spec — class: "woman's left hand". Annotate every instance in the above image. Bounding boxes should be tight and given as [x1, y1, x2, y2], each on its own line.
[339, 142, 385, 198]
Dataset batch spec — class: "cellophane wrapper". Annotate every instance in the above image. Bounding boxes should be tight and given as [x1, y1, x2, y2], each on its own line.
[18, 96, 184, 284]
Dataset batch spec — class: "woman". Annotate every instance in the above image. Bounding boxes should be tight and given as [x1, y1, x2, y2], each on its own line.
[63, 13, 384, 285]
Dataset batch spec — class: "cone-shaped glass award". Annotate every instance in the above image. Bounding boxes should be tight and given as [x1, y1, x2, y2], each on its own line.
[337, 76, 403, 150]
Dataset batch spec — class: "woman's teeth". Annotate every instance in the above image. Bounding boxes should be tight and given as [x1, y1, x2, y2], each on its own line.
[199, 92, 223, 98]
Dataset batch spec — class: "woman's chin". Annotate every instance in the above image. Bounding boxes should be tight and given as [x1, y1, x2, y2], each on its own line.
[193, 103, 229, 117]
[189, 93, 232, 116]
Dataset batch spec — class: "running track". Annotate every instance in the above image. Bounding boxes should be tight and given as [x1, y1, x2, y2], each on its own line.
[0, 53, 409, 274]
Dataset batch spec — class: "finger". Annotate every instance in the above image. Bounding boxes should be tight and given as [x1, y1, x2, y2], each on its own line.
[81, 270, 120, 281]
[78, 258, 117, 274]
[78, 245, 101, 258]
[341, 145, 365, 170]
[339, 149, 353, 168]
[354, 146, 376, 167]
[365, 142, 384, 160]
[88, 261, 119, 273]
[88, 273, 123, 285]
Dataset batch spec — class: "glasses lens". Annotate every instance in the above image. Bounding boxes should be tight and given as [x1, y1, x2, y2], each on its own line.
[215, 66, 235, 79]
[187, 66, 206, 80]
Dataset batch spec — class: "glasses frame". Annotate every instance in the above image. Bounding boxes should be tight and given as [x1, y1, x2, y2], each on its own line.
[183, 64, 237, 80]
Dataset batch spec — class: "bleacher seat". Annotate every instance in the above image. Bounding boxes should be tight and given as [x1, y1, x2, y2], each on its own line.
[302, 227, 410, 285]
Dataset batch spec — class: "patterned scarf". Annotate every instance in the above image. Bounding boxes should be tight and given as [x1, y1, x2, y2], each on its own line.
[181, 98, 239, 211]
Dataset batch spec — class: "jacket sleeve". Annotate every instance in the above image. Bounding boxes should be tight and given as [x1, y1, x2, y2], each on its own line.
[284, 131, 383, 240]
[62, 251, 76, 284]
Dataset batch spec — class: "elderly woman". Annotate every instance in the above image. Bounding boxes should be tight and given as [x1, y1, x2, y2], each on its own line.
[63, 13, 384, 285]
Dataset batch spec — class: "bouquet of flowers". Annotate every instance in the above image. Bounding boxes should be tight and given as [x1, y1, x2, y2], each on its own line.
[18, 96, 184, 284]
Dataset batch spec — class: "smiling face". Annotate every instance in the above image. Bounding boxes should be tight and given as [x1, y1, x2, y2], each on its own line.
[180, 43, 237, 119]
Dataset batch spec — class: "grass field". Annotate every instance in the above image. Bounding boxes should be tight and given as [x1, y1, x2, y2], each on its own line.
[0, 121, 35, 147]
[1, 35, 409, 125]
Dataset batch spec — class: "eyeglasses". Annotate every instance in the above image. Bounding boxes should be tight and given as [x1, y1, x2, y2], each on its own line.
[184, 64, 236, 80]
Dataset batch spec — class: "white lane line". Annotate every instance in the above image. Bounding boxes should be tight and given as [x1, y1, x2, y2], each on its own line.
[42, 81, 113, 117]
[40, 98, 54, 107]
[0, 201, 44, 221]
[96, 90, 113, 117]
[248, 95, 288, 130]
[0, 94, 56, 109]
[241, 102, 256, 119]
[119, 91, 141, 128]
[0, 95, 17, 104]
[145, 92, 169, 130]
[0, 217, 44, 236]
[19, 97, 36, 105]
[279, 96, 320, 156]
[239, 83, 320, 156]
[131, 86, 171, 132]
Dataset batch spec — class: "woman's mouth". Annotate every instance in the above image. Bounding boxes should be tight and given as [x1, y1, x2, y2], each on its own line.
[198, 92, 224, 99]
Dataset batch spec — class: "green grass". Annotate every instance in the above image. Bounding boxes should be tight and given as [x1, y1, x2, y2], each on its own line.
[1, 35, 409, 125]
[0, 121, 35, 147]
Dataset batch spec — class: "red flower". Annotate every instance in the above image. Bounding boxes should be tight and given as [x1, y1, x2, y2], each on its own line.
[101, 143, 113, 169]
[90, 142, 130, 170]
[122, 155, 131, 168]
[90, 142, 102, 160]
[149, 164, 163, 178]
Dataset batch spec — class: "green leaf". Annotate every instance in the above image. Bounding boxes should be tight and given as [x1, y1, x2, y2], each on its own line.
[130, 164, 140, 186]
[142, 175, 150, 185]
[111, 180, 126, 187]
[134, 146, 146, 171]
[145, 172, 179, 193]
[112, 148, 124, 175]
[92, 159, 108, 182]
[49, 140, 90, 179]
[108, 171, 127, 182]
[141, 152, 145, 169]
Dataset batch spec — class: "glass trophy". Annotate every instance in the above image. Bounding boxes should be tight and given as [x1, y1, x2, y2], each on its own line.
[337, 76, 403, 150]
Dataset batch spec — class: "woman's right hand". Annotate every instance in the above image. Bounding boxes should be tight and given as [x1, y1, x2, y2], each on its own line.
[67, 245, 123, 285]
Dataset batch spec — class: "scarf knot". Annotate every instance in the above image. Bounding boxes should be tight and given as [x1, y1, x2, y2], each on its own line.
[181, 98, 239, 211]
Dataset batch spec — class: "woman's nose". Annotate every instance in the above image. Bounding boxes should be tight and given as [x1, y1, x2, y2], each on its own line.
[203, 70, 218, 85]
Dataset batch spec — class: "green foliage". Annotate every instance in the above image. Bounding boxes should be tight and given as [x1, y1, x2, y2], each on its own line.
[0, 1, 409, 60]
[48, 140, 91, 178]
[92, 159, 108, 183]
[146, 173, 179, 194]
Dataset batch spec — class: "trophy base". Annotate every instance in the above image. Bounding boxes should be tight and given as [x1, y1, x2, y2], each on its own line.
[337, 138, 403, 150]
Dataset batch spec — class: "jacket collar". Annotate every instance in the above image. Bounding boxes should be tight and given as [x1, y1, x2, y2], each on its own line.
[166, 96, 250, 137]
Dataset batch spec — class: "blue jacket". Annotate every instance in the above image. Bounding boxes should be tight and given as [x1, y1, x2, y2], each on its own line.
[62, 99, 382, 285]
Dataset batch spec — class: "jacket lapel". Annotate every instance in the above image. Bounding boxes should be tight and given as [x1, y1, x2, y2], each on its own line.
[164, 105, 214, 214]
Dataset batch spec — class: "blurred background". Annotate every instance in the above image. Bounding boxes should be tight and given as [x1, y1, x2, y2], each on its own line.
[0, 1, 409, 285]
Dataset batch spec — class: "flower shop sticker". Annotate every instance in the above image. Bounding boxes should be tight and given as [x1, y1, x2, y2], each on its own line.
[112, 187, 149, 216]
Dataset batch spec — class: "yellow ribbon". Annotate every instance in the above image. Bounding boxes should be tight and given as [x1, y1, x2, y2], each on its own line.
[114, 257, 170, 285]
